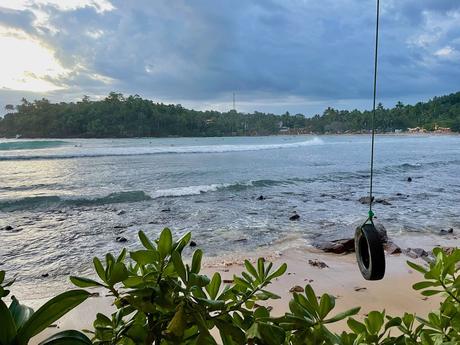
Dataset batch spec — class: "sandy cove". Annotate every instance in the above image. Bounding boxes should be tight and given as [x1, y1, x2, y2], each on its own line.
[27, 246, 447, 344]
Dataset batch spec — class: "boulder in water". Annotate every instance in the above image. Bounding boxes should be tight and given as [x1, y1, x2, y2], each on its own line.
[3, 225, 13, 231]
[289, 212, 300, 221]
[190, 241, 197, 247]
[407, 177, 412, 182]
[358, 196, 374, 204]
[256, 195, 265, 201]
[116, 236, 128, 243]
[439, 228, 454, 235]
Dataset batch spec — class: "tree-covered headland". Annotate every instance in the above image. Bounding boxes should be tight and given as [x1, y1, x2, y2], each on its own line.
[1, 91, 459, 138]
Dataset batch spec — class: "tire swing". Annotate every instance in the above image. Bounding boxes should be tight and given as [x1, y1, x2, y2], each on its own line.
[355, 0, 385, 281]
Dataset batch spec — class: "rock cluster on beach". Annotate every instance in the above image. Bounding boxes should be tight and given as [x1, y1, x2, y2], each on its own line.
[312, 221, 456, 261]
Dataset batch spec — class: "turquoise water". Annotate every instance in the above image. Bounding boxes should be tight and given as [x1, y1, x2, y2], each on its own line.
[0, 135, 459, 298]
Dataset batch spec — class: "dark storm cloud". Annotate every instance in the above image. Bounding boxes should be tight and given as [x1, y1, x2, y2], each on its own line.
[0, 0, 459, 114]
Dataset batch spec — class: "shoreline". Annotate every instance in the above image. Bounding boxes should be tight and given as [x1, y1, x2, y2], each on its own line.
[24, 240, 456, 344]
[0, 132, 459, 140]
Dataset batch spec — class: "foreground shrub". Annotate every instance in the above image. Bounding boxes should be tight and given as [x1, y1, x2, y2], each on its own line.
[0, 271, 91, 344]
[2, 228, 460, 344]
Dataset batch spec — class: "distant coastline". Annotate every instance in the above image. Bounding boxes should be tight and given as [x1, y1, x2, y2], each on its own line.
[1, 91, 459, 138]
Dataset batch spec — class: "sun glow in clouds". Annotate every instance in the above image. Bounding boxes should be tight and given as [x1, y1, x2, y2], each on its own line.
[0, 27, 69, 92]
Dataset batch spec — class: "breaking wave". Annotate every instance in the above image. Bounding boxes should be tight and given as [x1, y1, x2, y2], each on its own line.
[0, 137, 323, 160]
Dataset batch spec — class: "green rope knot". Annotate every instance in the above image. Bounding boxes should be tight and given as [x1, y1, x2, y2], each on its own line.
[368, 210, 375, 219]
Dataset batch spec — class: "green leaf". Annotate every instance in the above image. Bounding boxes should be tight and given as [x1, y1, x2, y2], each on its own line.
[0, 299, 16, 345]
[257, 258, 265, 281]
[244, 260, 259, 279]
[171, 251, 187, 282]
[9, 296, 34, 329]
[421, 290, 443, 296]
[18, 290, 91, 343]
[122, 276, 144, 288]
[130, 250, 158, 265]
[174, 232, 192, 253]
[116, 248, 127, 263]
[0, 270, 5, 284]
[267, 263, 287, 281]
[365, 311, 384, 335]
[318, 293, 335, 319]
[304, 285, 320, 312]
[108, 262, 128, 285]
[38, 330, 92, 345]
[206, 272, 221, 300]
[324, 307, 360, 323]
[138, 230, 155, 250]
[407, 261, 428, 274]
[191, 249, 203, 274]
[93, 313, 112, 328]
[215, 319, 245, 344]
[93, 257, 106, 282]
[70, 276, 105, 288]
[247, 322, 285, 345]
[165, 305, 187, 338]
[158, 228, 173, 258]
[412, 281, 440, 290]
[347, 318, 366, 334]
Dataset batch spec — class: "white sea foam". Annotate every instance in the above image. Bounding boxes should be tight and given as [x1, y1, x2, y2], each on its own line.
[152, 183, 231, 198]
[0, 137, 324, 160]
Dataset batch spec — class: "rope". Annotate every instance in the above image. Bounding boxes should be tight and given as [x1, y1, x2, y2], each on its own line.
[368, 0, 380, 221]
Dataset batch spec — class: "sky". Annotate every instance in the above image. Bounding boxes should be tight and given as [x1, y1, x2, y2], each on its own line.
[0, 0, 459, 116]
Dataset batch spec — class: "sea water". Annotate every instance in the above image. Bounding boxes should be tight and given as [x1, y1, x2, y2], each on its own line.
[0, 135, 459, 298]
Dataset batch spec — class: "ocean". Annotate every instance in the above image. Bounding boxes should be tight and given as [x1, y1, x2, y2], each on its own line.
[1, 135, 459, 298]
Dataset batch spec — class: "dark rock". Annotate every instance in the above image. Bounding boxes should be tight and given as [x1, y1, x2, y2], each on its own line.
[374, 223, 389, 243]
[403, 247, 429, 259]
[313, 238, 355, 254]
[114, 225, 127, 229]
[289, 285, 305, 293]
[3, 225, 13, 231]
[234, 238, 248, 243]
[359, 196, 391, 205]
[115, 236, 128, 243]
[440, 228, 454, 235]
[161, 208, 171, 212]
[90, 292, 100, 297]
[358, 196, 374, 204]
[384, 242, 402, 255]
[308, 259, 328, 269]
[190, 241, 197, 247]
[376, 199, 392, 206]
[289, 212, 300, 221]
[41, 273, 49, 278]
[407, 177, 412, 182]
[256, 195, 265, 201]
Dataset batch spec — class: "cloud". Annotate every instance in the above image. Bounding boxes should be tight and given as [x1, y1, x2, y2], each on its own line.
[0, 0, 459, 115]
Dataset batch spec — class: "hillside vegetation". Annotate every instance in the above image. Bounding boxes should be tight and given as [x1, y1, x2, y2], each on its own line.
[1, 91, 459, 138]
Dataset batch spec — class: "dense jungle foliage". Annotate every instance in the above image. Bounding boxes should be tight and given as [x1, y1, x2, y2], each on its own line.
[0, 91, 459, 138]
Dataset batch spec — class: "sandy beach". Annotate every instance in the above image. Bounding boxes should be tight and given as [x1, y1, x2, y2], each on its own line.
[28, 244, 447, 344]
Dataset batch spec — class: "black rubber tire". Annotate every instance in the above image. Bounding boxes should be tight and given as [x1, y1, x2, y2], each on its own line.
[355, 223, 385, 280]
